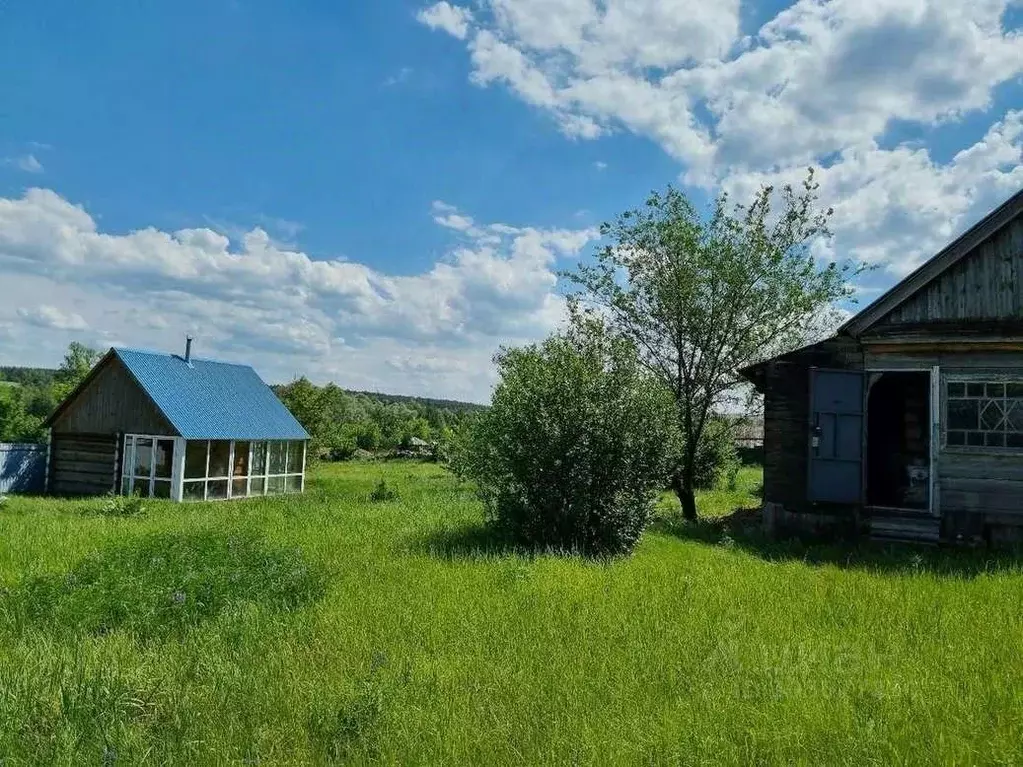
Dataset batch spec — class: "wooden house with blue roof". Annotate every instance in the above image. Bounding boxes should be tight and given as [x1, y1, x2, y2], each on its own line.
[43, 339, 309, 501]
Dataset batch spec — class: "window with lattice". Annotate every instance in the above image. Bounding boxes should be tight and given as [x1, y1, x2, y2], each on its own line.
[945, 381, 1023, 449]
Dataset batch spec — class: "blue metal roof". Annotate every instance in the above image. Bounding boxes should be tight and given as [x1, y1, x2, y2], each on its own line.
[113, 348, 310, 440]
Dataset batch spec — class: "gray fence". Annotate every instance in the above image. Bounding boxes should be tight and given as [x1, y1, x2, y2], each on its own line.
[0, 443, 46, 494]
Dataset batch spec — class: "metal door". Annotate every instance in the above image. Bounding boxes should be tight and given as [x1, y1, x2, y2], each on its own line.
[808, 368, 864, 504]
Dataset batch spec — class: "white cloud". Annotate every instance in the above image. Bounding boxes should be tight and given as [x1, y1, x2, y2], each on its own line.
[0, 190, 598, 401]
[432, 200, 480, 233]
[417, 2, 474, 40]
[3, 154, 44, 174]
[593, 160, 607, 171]
[17, 305, 88, 331]
[722, 110, 1023, 276]
[384, 67, 414, 87]
[420, 0, 1023, 178]
[418, 0, 1023, 285]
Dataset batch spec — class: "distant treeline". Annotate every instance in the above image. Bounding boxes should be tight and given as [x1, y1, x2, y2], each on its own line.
[0, 354, 483, 453]
[0, 345, 101, 443]
[343, 389, 486, 413]
[0, 367, 58, 389]
[272, 378, 481, 459]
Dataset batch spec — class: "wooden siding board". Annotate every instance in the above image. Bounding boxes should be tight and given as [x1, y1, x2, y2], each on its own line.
[940, 479, 1023, 515]
[52, 480, 114, 496]
[940, 452, 1023, 482]
[53, 469, 118, 483]
[865, 351, 1023, 370]
[1015, 223, 1023, 316]
[872, 217, 1023, 329]
[50, 357, 175, 436]
[52, 449, 118, 463]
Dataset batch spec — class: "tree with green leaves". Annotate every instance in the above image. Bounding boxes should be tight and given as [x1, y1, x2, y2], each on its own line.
[462, 319, 677, 555]
[0, 385, 44, 443]
[52, 342, 101, 402]
[565, 169, 864, 520]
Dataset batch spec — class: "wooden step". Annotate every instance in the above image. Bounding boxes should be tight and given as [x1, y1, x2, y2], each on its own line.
[868, 512, 940, 545]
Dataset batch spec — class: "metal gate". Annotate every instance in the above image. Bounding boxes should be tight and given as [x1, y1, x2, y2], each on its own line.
[0, 443, 46, 494]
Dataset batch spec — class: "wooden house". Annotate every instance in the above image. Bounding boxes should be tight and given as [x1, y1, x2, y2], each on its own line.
[43, 340, 310, 501]
[740, 187, 1023, 545]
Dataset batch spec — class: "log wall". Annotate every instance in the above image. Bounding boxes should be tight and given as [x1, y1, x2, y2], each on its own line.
[49, 432, 119, 496]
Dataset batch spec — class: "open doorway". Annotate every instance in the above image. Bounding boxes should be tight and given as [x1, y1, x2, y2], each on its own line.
[866, 371, 931, 510]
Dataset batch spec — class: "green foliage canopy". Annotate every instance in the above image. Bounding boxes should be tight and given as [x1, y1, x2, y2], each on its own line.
[565, 169, 864, 519]
[460, 321, 677, 556]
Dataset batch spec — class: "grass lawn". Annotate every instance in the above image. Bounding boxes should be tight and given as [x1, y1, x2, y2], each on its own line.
[1, 462, 1022, 765]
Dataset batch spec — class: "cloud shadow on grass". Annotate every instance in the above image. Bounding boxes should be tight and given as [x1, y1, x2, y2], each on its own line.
[652, 508, 1023, 578]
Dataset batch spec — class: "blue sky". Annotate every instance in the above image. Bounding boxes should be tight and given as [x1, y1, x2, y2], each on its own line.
[1, 0, 1021, 401]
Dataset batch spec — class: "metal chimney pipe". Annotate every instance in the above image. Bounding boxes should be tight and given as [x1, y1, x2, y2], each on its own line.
[185, 336, 193, 365]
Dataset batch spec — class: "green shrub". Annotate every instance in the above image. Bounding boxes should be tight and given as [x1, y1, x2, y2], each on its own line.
[369, 479, 398, 502]
[464, 323, 676, 556]
[689, 417, 740, 491]
[441, 415, 483, 482]
[95, 492, 146, 517]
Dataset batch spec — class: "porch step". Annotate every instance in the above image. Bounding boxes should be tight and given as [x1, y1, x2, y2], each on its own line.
[868, 512, 940, 545]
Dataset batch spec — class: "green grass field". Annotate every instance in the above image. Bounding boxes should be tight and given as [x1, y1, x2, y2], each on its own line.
[1, 462, 1022, 765]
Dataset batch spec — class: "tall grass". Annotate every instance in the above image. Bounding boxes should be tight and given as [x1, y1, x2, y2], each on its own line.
[0, 462, 1021, 764]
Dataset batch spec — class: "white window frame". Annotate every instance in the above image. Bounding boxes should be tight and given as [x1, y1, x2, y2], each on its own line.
[178, 438, 306, 502]
[120, 433, 176, 499]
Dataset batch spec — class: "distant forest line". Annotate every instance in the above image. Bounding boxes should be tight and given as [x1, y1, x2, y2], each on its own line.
[0, 361, 483, 455]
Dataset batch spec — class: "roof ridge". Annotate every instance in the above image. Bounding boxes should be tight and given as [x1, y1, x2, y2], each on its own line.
[114, 346, 253, 368]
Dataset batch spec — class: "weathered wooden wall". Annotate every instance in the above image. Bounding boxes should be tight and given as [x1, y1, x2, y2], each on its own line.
[876, 216, 1023, 326]
[762, 335, 864, 513]
[933, 360, 1023, 541]
[49, 433, 118, 496]
[863, 349, 1023, 369]
[51, 357, 174, 436]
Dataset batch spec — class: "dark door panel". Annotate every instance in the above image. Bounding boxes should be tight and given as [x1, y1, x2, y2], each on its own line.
[809, 369, 864, 504]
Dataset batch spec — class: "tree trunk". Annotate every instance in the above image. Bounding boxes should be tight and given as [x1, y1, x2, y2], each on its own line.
[671, 472, 698, 521]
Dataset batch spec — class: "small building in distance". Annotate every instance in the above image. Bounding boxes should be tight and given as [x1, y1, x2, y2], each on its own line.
[43, 340, 309, 501]
[740, 187, 1023, 546]
[395, 435, 434, 459]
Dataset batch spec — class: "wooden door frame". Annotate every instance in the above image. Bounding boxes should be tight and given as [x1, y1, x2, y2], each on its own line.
[862, 367, 937, 516]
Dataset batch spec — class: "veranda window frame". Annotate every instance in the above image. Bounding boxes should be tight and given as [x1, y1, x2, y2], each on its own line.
[180, 439, 306, 501]
[120, 433, 175, 498]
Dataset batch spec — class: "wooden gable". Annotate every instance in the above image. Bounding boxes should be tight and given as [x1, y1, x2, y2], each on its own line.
[48, 352, 176, 436]
[874, 213, 1023, 330]
[843, 188, 1023, 338]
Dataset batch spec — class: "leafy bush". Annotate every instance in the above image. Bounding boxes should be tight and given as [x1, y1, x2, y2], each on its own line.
[463, 323, 677, 556]
[96, 492, 146, 518]
[441, 415, 483, 482]
[369, 479, 398, 502]
[689, 417, 740, 491]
